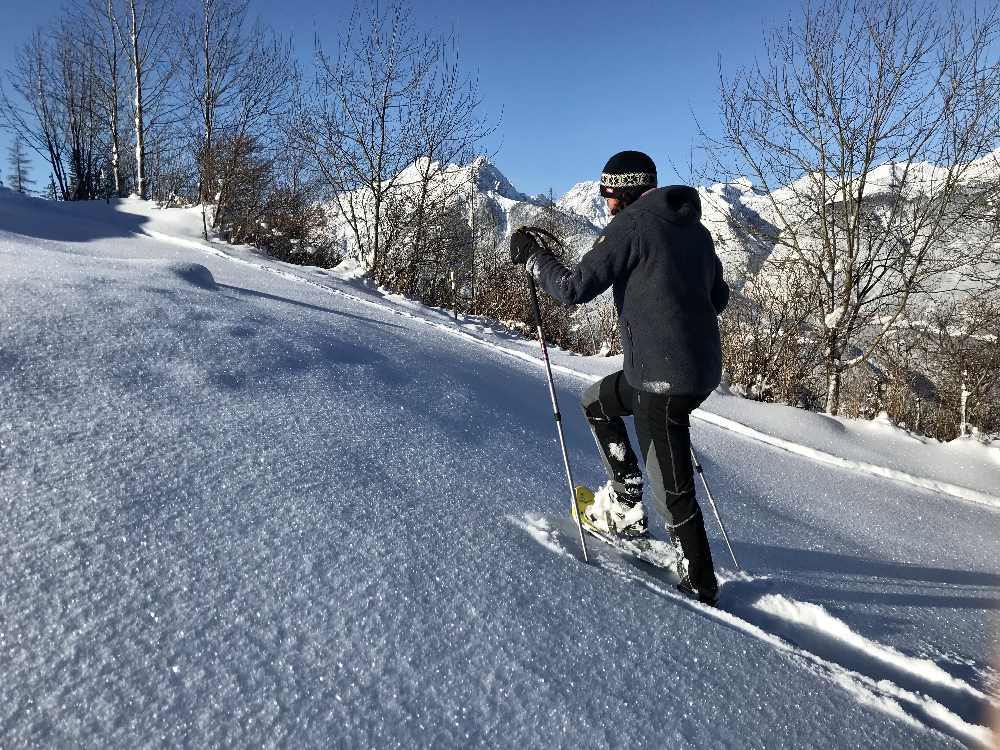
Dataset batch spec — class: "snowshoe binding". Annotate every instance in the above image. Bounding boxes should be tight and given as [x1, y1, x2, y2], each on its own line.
[572, 485, 681, 570]
[579, 482, 649, 540]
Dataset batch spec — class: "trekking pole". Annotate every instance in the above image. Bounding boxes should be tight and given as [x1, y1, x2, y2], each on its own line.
[690, 445, 741, 570]
[527, 272, 589, 563]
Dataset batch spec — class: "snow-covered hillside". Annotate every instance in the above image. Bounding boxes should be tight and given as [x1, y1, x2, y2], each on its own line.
[1, 189, 998, 748]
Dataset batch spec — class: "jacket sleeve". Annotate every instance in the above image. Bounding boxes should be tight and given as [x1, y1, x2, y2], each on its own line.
[528, 216, 638, 306]
[710, 254, 729, 314]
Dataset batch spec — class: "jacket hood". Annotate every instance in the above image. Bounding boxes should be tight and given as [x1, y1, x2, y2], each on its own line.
[632, 185, 702, 224]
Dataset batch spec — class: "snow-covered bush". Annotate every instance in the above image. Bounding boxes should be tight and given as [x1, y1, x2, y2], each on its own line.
[719, 259, 823, 409]
[832, 297, 1000, 441]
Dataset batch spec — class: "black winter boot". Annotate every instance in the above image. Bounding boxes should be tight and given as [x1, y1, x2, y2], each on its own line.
[672, 509, 718, 605]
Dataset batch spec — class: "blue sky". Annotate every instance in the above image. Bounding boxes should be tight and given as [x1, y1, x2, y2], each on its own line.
[1, 1, 803, 196]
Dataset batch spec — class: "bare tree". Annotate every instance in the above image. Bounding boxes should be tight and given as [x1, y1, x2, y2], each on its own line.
[4, 3, 179, 203]
[296, 3, 487, 284]
[920, 296, 1000, 438]
[110, 0, 177, 199]
[182, 0, 246, 236]
[1, 21, 107, 201]
[73, 0, 128, 197]
[54, 21, 105, 200]
[2, 31, 72, 198]
[467, 196, 507, 314]
[181, 1, 295, 237]
[720, 257, 822, 405]
[400, 39, 490, 288]
[704, 0, 1000, 414]
[6, 135, 34, 193]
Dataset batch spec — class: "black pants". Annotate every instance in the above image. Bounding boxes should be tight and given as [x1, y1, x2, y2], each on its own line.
[582, 371, 717, 592]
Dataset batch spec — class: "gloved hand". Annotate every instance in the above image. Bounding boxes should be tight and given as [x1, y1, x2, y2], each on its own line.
[510, 227, 544, 265]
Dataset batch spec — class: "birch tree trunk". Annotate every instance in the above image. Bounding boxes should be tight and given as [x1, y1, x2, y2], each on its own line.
[106, 2, 123, 196]
[128, 0, 146, 199]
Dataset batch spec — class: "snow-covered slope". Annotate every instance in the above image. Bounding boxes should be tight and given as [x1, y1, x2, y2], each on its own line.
[1, 190, 998, 748]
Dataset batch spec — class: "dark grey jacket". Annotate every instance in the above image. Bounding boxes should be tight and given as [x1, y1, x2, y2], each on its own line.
[530, 185, 729, 395]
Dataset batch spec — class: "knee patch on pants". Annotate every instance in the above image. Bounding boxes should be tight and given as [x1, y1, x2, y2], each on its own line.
[581, 378, 607, 422]
[581, 371, 631, 423]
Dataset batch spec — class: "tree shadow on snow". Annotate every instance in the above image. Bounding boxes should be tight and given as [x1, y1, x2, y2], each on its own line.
[0, 192, 152, 245]
[216, 283, 406, 331]
[745, 541, 1000, 596]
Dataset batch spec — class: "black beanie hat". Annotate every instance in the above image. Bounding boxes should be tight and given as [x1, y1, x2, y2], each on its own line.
[599, 150, 657, 199]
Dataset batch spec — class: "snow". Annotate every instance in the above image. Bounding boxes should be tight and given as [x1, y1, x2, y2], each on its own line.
[1, 189, 998, 748]
[608, 442, 627, 462]
[825, 306, 845, 329]
[556, 180, 612, 229]
[579, 482, 652, 537]
[697, 394, 1000, 509]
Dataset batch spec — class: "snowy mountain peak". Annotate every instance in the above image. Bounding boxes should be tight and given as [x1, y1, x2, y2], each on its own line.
[469, 156, 526, 201]
[389, 156, 526, 203]
[557, 180, 612, 229]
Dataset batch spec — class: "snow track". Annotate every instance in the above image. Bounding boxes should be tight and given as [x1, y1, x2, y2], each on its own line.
[513, 513, 997, 748]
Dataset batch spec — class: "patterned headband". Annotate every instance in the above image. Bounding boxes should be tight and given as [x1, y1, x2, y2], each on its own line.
[600, 171, 657, 188]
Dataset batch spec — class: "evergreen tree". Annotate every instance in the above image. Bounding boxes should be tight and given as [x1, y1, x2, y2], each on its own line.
[6, 136, 34, 194]
[98, 167, 115, 203]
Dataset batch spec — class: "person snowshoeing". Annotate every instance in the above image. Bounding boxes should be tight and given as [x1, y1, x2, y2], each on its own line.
[510, 150, 730, 605]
